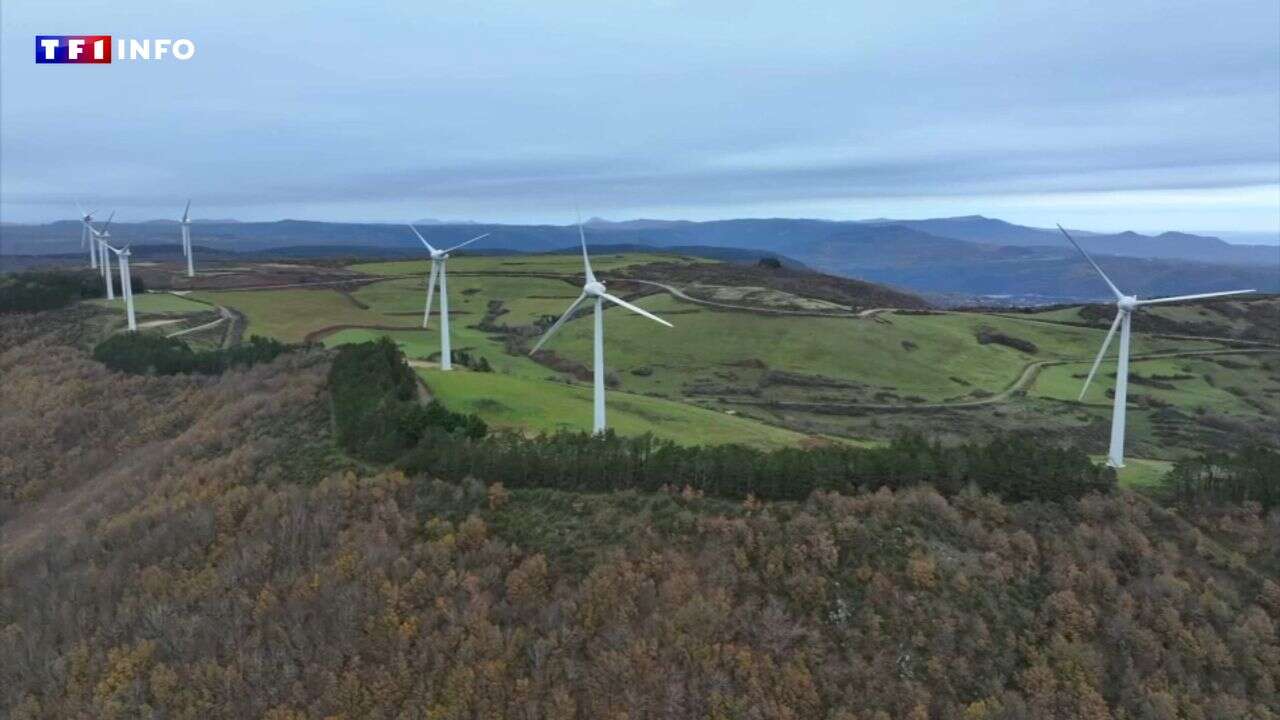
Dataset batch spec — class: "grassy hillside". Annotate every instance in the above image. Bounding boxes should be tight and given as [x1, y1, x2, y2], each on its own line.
[189, 287, 421, 343]
[347, 251, 702, 277]
[162, 255, 1276, 461]
[85, 292, 214, 314]
[417, 368, 808, 448]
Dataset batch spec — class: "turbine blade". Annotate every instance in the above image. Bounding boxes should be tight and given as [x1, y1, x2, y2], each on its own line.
[577, 212, 596, 284]
[407, 224, 437, 253]
[423, 261, 439, 327]
[601, 292, 673, 327]
[1079, 310, 1122, 400]
[442, 232, 490, 254]
[1137, 289, 1255, 305]
[530, 293, 588, 354]
[101, 211, 115, 233]
[182, 199, 191, 222]
[75, 199, 86, 217]
[1058, 224, 1123, 300]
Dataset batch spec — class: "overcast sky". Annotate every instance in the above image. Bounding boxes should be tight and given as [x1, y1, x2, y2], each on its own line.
[2, 1, 1278, 235]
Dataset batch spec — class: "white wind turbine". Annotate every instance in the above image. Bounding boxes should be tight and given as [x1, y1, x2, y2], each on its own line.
[76, 202, 99, 269]
[103, 241, 137, 331]
[89, 212, 116, 300]
[179, 200, 195, 277]
[1059, 225, 1254, 468]
[407, 225, 491, 371]
[530, 221, 672, 433]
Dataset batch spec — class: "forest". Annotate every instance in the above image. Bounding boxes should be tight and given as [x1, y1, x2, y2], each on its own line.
[398, 425, 1114, 503]
[0, 269, 145, 313]
[1, 305, 1278, 719]
[94, 333, 298, 376]
[1166, 443, 1280, 509]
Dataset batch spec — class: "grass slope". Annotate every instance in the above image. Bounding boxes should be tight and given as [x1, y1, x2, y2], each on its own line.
[86, 292, 213, 314]
[189, 288, 419, 342]
[348, 252, 701, 277]
[417, 369, 807, 449]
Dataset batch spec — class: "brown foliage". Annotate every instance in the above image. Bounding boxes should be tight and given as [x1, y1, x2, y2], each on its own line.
[2, 313, 1279, 718]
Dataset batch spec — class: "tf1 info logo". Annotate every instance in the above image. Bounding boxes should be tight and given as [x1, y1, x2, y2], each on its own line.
[35, 36, 196, 64]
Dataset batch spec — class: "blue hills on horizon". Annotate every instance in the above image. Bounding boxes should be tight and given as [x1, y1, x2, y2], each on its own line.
[3, 214, 1275, 301]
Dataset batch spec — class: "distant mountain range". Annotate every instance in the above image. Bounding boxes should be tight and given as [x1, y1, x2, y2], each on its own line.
[858, 216, 1277, 265]
[3, 215, 1275, 302]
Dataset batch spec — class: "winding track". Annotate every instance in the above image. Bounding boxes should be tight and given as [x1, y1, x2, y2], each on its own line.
[166, 305, 231, 338]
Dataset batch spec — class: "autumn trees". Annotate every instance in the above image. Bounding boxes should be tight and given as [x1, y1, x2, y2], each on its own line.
[3, 310, 1279, 719]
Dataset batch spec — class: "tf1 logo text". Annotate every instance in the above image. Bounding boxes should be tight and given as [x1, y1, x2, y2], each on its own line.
[36, 36, 196, 63]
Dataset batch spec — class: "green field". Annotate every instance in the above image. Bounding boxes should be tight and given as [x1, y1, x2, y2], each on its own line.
[189, 288, 419, 343]
[1023, 299, 1271, 339]
[185, 256, 1276, 459]
[1106, 457, 1174, 489]
[539, 299, 1221, 402]
[417, 368, 807, 449]
[1032, 352, 1279, 414]
[353, 274, 583, 327]
[87, 292, 213, 314]
[348, 252, 701, 277]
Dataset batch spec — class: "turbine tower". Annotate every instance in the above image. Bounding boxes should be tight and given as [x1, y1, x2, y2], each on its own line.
[407, 225, 490, 370]
[76, 202, 98, 269]
[103, 242, 137, 331]
[89, 213, 116, 301]
[530, 220, 672, 433]
[179, 200, 195, 278]
[1059, 225, 1253, 468]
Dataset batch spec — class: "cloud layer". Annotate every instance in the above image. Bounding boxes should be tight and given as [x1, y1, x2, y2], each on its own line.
[2, 1, 1277, 232]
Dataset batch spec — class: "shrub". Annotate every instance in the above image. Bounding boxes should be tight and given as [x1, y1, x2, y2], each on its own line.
[975, 327, 1038, 354]
[93, 333, 198, 375]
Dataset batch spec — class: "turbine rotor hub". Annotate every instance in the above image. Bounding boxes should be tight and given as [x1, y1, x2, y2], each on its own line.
[584, 281, 605, 297]
[1118, 296, 1138, 312]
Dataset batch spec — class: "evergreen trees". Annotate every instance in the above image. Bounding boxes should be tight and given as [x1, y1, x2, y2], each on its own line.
[0, 270, 139, 313]
[93, 333, 297, 376]
[1168, 443, 1280, 509]
[399, 428, 1115, 503]
[328, 338, 487, 462]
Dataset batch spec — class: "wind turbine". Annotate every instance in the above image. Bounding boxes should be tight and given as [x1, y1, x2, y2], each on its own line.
[179, 200, 195, 277]
[89, 213, 116, 300]
[530, 220, 672, 433]
[76, 202, 98, 269]
[406, 225, 490, 371]
[103, 241, 137, 331]
[1058, 225, 1253, 468]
